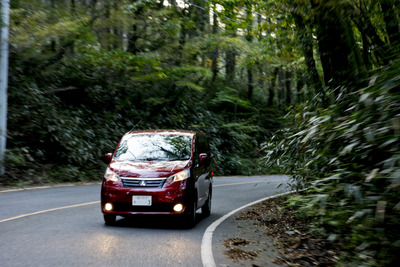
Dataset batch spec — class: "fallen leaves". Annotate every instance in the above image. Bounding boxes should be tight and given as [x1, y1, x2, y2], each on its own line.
[226, 196, 341, 266]
[223, 238, 259, 262]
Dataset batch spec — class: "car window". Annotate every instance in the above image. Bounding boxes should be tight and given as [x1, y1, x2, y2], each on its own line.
[113, 134, 192, 161]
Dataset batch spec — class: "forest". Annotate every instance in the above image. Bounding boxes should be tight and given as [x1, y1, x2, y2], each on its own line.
[2, 0, 400, 265]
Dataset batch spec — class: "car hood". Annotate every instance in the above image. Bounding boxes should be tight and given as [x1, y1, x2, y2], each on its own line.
[109, 160, 191, 178]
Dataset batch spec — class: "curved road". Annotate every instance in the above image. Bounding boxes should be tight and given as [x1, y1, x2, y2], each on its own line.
[0, 175, 290, 267]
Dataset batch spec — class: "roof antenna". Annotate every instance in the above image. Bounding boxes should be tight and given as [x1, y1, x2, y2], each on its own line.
[129, 119, 142, 132]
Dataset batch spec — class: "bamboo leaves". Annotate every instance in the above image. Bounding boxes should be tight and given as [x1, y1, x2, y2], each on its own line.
[263, 57, 400, 265]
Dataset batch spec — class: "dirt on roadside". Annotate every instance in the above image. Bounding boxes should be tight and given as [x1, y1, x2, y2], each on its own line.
[223, 196, 340, 266]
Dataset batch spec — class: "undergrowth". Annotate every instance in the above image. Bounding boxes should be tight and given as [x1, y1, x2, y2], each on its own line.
[263, 59, 400, 266]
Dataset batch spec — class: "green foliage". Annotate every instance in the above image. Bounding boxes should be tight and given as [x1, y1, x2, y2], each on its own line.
[2, 0, 306, 187]
[263, 59, 400, 266]
[4, 0, 287, 185]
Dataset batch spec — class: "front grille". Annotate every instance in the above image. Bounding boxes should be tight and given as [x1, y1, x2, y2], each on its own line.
[122, 178, 166, 188]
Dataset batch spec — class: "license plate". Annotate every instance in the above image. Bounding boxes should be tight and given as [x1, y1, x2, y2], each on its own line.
[132, 196, 152, 206]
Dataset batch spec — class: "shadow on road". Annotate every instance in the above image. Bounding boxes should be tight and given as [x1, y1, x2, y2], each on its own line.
[102, 213, 208, 230]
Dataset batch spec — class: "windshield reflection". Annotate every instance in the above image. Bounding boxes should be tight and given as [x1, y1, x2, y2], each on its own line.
[114, 134, 192, 161]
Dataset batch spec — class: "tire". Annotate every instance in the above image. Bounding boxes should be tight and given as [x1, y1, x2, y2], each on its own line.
[202, 189, 212, 217]
[104, 214, 116, 226]
[184, 200, 197, 228]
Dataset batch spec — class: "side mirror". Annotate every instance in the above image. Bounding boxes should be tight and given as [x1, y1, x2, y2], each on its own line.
[103, 153, 113, 164]
[199, 153, 208, 165]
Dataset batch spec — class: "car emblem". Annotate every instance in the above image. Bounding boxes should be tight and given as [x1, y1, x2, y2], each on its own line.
[139, 180, 146, 187]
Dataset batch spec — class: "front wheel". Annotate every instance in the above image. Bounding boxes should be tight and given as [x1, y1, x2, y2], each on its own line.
[104, 214, 116, 226]
[184, 200, 197, 228]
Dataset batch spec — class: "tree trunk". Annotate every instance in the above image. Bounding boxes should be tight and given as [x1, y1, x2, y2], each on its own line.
[292, 12, 322, 94]
[380, 0, 400, 44]
[195, 0, 208, 33]
[112, 1, 122, 49]
[224, 3, 236, 86]
[278, 70, 285, 109]
[90, 0, 98, 15]
[226, 50, 236, 86]
[50, 0, 56, 52]
[379, 0, 400, 59]
[296, 70, 305, 103]
[285, 70, 291, 106]
[350, 4, 388, 65]
[257, 13, 263, 40]
[247, 68, 254, 100]
[97, 0, 112, 50]
[245, 3, 254, 100]
[312, 0, 366, 92]
[177, 20, 186, 66]
[211, 3, 218, 81]
[268, 67, 279, 106]
[71, 0, 76, 14]
[127, 24, 139, 54]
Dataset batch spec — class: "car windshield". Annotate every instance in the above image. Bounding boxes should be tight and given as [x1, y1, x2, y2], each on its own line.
[113, 134, 192, 161]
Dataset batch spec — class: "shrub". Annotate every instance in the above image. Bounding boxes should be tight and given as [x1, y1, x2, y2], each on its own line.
[263, 59, 400, 266]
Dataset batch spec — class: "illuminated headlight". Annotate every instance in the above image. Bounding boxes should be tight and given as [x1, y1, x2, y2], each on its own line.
[167, 169, 190, 182]
[104, 167, 120, 182]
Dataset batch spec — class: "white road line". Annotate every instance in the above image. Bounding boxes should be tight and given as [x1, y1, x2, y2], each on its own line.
[0, 182, 102, 194]
[0, 201, 100, 223]
[214, 179, 287, 187]
[201, 191, 296, 267]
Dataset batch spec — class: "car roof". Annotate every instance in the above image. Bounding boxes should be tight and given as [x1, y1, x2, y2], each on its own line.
[126, 129, 197, 136]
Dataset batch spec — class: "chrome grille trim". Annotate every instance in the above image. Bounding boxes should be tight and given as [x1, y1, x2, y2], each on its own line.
[121, 178, 167, 188]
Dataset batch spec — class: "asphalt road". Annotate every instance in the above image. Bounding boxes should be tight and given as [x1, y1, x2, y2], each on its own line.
[0, 175, 290, 267]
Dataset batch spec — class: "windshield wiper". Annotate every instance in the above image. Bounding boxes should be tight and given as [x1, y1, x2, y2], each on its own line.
[135, 158, 166, 161]
[169, 157, 190, 161]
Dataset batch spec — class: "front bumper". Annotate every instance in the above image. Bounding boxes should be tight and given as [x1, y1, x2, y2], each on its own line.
[101, 179, 190, 215]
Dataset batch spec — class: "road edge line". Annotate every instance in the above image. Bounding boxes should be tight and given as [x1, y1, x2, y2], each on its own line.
[0, 182, 102, 194]
[0, 201, 100, 223]
[201, 190, 297, 267]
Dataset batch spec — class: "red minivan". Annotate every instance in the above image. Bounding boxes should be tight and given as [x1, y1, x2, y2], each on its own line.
[101, 130, 213, 227]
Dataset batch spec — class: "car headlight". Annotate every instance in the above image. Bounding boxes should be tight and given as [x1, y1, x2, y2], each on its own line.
[167, 169, 190, 182]
[104, 167, 120, 182]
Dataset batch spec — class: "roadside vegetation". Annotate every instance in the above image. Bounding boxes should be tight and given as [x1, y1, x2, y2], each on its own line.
[2, 0, 399, 265]
[261, 1, 400, 264]
[264, 57, 400, 266]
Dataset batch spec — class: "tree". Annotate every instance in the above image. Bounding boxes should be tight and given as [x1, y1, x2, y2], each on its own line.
[211, 3, 219, 82]
[291, 9, 322, 95]
[379, 0, 400, 60]
[312, 0, 366, 91]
